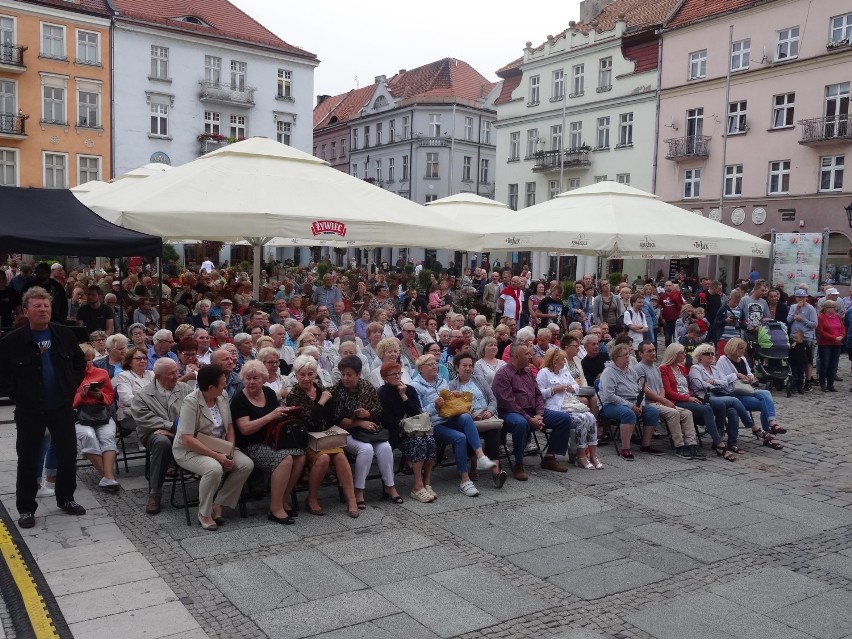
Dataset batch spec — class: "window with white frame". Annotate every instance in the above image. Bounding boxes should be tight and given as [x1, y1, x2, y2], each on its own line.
[150, 45, 169, 80]
[425, 194, 437, 203]
[229, 114, 246, 138]
[277, 69, 292, 98]
[388, 157, 395, 182]
[830, 13, 852, 43]
[376, 122, 383, 145]
[569, 121, 582, 149]
[41, 75, 66, 124]
[598, 57, 612, 90]
[568, 178, 580, 190]
[724, 164, 743, 197]
[0, 149, 16, 186]
[776, 27, 799, 60]
[548, 180, 560, 200]
[362, 164, 367, 179]
[571, 64, 584, 95]
[594, 175, 608, 183]
[526, 128, 538, 157]
[425, 152, 438, 178]
[616, 173, 630, 185]
[230, 60, 246, 91]
[550, 124, 562, 151]
[276, 120, 290, 144]
[351, 163, 357, 176]
[772, 93, 795, 128]
[341, 139, 346, 157]
[150, 103, 168, 136]
[683, 168, 701, 198]
[0, 17, 14, 55]
[820, 155, 844, 191]
[320, 144, 326, 160]
[387, 119, 395, 141]
[727, 100, 747, 134]
[481, 120, 491, 144]
[41, 24, 65, 59]
[552, 69, 564, 100]
[43, 152, 66, 188]
[330, 141, 336, 159]
[364, 125, 370, 147]
[528, 75, 540, 104]
[352, 129, 358, 150]
[375, 158, 382, 182]
[463, 116, 472, 140]
[479, 158, 489, 183]
[509, 131, 520, 160]
[508, 184, 518, 210]
[0, 80, 14, 121]
[77, 89, 99, 127]
[204, 111, 220, 134]
[596, 116, 610, 149]
[204, 55, 221, 84]
[525, 182, 536, 207]
[76, 30, 99, 65]
[768, 160, 791, 194]
[402, 116, 410, 139]
[462, 156, 472, 181]
[429, 113, 441, 137]
[618, 113, 633, 146]
[689, 50, 707, 80]
[401, 155, 409, 180]
[730, 39, 750, 71]
[78, 155, 100, 184]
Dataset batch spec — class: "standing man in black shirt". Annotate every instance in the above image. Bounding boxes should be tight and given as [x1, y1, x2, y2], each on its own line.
[76, 285, 114, 335]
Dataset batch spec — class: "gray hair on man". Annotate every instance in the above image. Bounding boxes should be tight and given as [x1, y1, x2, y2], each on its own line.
[153, 329, 173, 344]
[152, 357, 177, 376]
[105, 333, 128, 350]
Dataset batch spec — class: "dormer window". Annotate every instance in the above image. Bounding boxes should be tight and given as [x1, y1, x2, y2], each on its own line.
[174, 16, 210, 27]
[374, 95, 388, 109]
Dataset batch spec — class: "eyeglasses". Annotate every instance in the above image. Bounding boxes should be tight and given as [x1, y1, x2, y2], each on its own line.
[403, 329, 415, 333]
[181, 352, 196, 357]
[384, 372, 402, 378]
[132, 356, 147, 361]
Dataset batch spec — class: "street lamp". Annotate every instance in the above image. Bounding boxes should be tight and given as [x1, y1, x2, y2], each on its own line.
[846, 201, 852, 228]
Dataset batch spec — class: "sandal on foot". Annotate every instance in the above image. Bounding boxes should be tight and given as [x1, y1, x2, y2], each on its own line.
[768, 425, 787, 435]
[763, 436, 783, 450]
[713, 443, 736, 462]
[347, 507, 360, 518]
[728, 444, 744, 454]
[356, 501, 366, 510]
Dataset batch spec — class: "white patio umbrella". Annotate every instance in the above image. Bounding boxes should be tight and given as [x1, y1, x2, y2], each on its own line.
[478, 181, 771, 259]
[426, 192, 509, 217]
[70, 180, 109, 195]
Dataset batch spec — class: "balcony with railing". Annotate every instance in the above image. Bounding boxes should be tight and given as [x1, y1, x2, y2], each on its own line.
[416, 136, 450, 147]
[0, 113, 28, 139]
[664, 135, 710, 160]
[532, 147, 591, 172]
[798, 116, 850, 145]
[198, 81, 256, 107]
[0, 43, 26, 72]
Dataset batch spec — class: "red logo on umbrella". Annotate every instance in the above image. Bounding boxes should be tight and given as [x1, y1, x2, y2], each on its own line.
[311, 220, 347, 237]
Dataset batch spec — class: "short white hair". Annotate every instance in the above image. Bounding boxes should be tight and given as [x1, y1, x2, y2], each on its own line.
[153, 329, 173, 344]
[105, 333, 128, 350]
[293, 354, 318, 373]
[516, 327, 535, 342]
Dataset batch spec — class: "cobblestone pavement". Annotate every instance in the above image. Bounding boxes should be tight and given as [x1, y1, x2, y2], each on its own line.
[11, 387, 852, 638]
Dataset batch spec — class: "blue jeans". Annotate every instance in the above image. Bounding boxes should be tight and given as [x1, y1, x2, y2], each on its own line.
[818, 345, 841, 388]
[600, 403, 661, 427]
[707, 395, 752, 445]
[433, 414, 482, 473]
[36, 437, 58, 479]
[500, 409, 573, 463]
[675, 401, 721, 445]
[735, 389, 776, 431]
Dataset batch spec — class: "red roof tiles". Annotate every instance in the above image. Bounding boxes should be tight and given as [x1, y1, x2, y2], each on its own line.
[386, 58, 495, 103]
[111, 0, 316, 59]
[16, 0, 111, 17]
[666, 0, 773, 29]
[313, 85, 374, 129]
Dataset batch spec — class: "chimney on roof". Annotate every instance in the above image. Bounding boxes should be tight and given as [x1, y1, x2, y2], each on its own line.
[316, 94, 331, 106]
[375, 75, 386, 85]
[579, 0, 614, 24]
[398, 69, 406, 75]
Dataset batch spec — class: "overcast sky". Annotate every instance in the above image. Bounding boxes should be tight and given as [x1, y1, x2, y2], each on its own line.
[231, 0, 585, 97]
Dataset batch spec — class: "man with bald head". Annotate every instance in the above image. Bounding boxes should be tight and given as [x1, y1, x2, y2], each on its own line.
[212, 347, 243, 399]
[130, 358, 190, 514]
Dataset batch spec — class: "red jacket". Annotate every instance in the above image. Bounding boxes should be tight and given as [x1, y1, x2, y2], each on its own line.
[659, 291, 684, 322]
[660, 363, 692, 402]
[816, 313, 846, 347]
[73, 365, 115, 408]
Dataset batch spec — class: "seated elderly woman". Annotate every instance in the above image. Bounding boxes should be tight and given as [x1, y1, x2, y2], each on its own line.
[127, 322, 149, 351]
[233, 333, 254, 372]
[370, 337, 412, 388]
[474, 336, 506, 387]
[94, 333, 127, 379]
[173, 364, 254, 530]
[90, 330, 108, 358]
[287, 345, 333, 388]
[114, 346, 155, 434]
[231, 361, 306, 525]
[598, 342, 661, 461]
[502, 326, 542, 370]
[285, 355, 358, 517]
[329, 356, 401, 508]
[537, 348, 601, 469]
[449, 352, 508, 488]
[333, 338, 368, 385]
[377, 361, 437, 503]
[258, 346, 290, 400]
[75, 343, 121, 492]
[561, 334, 597, 414]
[191, 298, 213, 330]
[175, 337, 199, 390]
[687, 343, 756, 456]
[411, 354, 496, 497]
[209, 320, 232, 348]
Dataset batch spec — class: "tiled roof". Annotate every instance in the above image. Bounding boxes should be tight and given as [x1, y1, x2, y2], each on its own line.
[15, 0, 111, 17]
[494, 74, 522, 106]
[313, 85, 374, 129]
[386, 58, 495, 103]
[112, 0, 316, 59]
[666, 0, 772, 29]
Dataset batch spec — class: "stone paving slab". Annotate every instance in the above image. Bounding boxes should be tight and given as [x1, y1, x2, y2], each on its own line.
[590, 531, 704, 575]
[205, 559, 307, 615]
[179, 523, 300, 559]
[507, 539, 623, 578]
[727, 516, 832, 547]
[709, 566, 833, 611]
[548, 558, 669, 599]
[682, 504, 777, 530]
[430, 565, 549, 621]
[263, 549, 367, 599]
[517, 495, 614, 523]
[344, 544, 476, 587]
[630, 522, 739, 563]
[768, 589, 852, 639]
[67, 601, 204, 639]
[315, 528, 434, 564]
[810, 552, 852, 580]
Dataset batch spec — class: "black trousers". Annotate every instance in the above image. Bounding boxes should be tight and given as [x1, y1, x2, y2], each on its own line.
[16, 405, 77, 514]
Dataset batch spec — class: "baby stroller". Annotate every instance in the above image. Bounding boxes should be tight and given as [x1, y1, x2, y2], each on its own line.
[751, 321, 793, 397]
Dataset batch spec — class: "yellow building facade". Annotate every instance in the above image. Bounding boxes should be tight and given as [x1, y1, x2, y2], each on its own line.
[0, 0, 110, 189]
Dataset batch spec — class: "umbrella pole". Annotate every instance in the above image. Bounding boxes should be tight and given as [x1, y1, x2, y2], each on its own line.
[252, 240, 262, 301]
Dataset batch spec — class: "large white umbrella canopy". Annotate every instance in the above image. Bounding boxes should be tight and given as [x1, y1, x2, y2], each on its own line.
[78, 137, 481, 249]
[425, 192, 510, 217]
[479, 181, 771, 258]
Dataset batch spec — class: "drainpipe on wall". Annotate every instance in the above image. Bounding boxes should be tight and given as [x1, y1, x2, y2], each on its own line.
[448, 102, 456, 197]
[105, 0, 119, 179]
[651, 31, 663, 195]
[716, 25, 735, 280]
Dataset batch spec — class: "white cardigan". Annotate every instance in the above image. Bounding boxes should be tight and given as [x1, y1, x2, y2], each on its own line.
[536, 366, 580, 412]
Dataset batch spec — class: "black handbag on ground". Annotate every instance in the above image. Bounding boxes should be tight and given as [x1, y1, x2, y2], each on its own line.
[265, 418, 309, 450]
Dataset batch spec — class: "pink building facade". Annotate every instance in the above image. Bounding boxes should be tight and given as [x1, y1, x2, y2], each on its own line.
[655, 0, 852, 290]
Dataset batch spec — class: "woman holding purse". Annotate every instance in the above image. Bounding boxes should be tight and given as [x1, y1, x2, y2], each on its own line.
[173, 364, 254, 531]
[231, 361, 306, 526]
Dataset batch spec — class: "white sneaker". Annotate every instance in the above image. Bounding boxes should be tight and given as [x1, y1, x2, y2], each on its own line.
[36, 485, 55, 498]
[476, 455, 496, 471]
[98, 477, 120, 492]
[459, 480, 479, 497]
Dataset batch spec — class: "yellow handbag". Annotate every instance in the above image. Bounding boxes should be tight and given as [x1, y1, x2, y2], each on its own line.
[438, 389, 473, 418]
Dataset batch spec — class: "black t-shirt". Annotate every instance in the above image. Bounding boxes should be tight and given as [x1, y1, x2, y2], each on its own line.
[0, 286, 21, 327]
[537, 296, 566, 326]
[581, 352, 609, 383]
[76, 303, 112, 333]
[230, 386, 278, 447]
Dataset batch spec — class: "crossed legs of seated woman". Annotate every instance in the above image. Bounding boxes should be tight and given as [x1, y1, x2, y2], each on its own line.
[306, 450, 358, 517]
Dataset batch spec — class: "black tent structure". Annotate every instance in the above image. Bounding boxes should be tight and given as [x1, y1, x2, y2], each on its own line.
[0, 186, 162, 255]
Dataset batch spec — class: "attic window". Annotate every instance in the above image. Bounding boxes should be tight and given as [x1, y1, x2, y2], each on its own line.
[329, 116, 339, 124]
[373, 96, 388, 109]
[174, 16, 210, 27]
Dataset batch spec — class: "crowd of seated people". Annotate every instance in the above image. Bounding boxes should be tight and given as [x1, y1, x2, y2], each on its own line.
[13, 257, 823, 529]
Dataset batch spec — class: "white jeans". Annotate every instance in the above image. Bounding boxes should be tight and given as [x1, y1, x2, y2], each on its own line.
[345, 436, 394, 490]
[76, 419, 117, 456]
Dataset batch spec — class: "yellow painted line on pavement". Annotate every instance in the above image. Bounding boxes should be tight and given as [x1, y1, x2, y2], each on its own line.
[0, 521, 59, 638]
